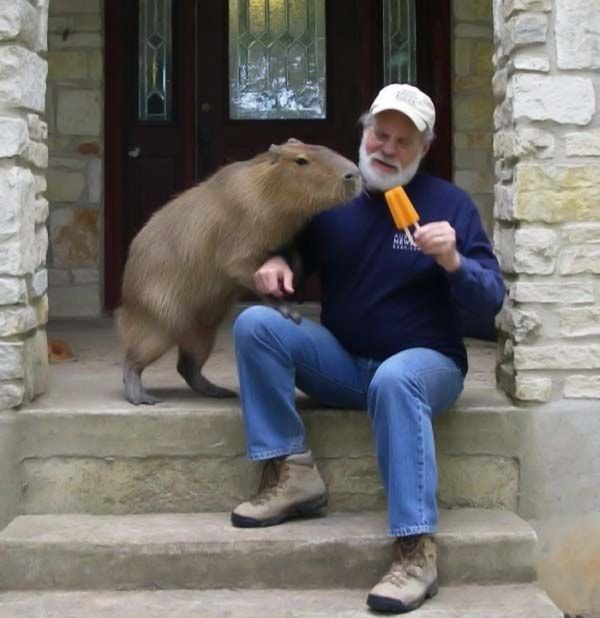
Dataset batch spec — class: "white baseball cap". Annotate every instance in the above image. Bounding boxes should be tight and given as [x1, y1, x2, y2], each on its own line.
[369, 84, 436, 132]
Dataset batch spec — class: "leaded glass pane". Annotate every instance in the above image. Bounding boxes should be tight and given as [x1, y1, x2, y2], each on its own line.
[139, 0, 173, 121]
[229, 0, 326, 120]
[383, 0, 416, 85]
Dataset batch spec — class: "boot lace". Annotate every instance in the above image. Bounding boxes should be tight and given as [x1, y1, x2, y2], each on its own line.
[382, 536, 427, 586]
[250, 458, 290, 505]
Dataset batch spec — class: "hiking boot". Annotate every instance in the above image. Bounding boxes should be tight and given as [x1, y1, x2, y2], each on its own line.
[367, 534, 438, 613]
[231, 450, 328, 528]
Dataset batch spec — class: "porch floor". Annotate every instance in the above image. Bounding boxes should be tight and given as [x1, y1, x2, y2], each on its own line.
[32, 304, 510, 412]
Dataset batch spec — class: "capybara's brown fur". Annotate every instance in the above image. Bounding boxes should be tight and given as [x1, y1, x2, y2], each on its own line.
[118, 139, 362, 404]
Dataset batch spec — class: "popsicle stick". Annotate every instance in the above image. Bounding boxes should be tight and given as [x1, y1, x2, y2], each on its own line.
[404, 226, 416, 246]
[414, 222, 421, 230]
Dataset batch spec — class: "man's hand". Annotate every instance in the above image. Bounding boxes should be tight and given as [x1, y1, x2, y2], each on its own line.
[414, 221, 461, 272]
[253, 256, 295, 297]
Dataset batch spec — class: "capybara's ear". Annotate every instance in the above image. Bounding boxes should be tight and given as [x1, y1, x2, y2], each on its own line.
[268, 143, 281, 162]
[287, 137, 302, 144]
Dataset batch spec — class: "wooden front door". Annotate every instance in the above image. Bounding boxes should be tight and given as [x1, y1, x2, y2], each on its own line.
[105, 0, 451, 310]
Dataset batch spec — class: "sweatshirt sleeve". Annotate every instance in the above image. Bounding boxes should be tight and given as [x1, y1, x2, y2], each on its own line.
[445, 198, 506, 339]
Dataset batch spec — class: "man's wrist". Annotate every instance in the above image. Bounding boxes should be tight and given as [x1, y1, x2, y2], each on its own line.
[440, 251, 461, 272]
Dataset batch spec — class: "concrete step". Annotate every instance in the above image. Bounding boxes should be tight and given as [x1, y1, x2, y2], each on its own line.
[0, 585, 563, 617]
[18, 403, 521, 515]
[0, 510, 537, 591]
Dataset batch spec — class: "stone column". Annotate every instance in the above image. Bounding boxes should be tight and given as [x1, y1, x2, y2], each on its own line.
[0, 0, 49, 411]
[493, 0, 600, 403]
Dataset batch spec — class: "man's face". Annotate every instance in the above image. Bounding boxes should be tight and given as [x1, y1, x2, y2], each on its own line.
[359, 110, 429, 191]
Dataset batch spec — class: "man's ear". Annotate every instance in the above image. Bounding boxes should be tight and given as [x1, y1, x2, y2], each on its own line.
[421, 142, 431, 158]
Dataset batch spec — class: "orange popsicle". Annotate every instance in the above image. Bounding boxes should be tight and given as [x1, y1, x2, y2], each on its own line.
[384, 185, 420, 245]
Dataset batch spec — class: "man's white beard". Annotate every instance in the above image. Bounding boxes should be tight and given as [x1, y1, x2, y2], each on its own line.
[358, 137, 422, 192]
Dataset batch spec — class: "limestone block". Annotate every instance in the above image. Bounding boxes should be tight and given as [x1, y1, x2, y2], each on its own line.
[29, 269, 48, 298]
[27, 114, 48, 141]
[497, 305, 543, 342]
[512, 75, 595, 125]
[48, 268, 70, 286]
[514, 128, 555, 159]
[22, 141, 48, 169]
[34, 197, 49, 225]
[74, 15, 102, 32]
[88, 51, 103, 81]
[492, 67, 507, 99]
[566, 131, 600, 157]
[23, 327, 47, 400]
[510, 281, 594, 304]
[505, 13, 548, 52]
[0, 342, 24, 380]
[0, 0, 39, 51]
[454, 96, 495, 131]
[88, 158, 102, 203]
[515, 374, 552, 402]
[48, 284, 101, 318]
[493, 226, 515, 272]
[0, 382, 23, 409]
[72, 268, 99, 284]
[515, 165, 600, 223]
[0, 46, 47, 112]
[564, 375, 600, 399]
[34, 293, 48, 327]
[35, 225, 48, 269]
[35, 0, 49, 54]
[562, 224, 600, 244]
[514, 344, 600, 370]
[455, 24, 493, 38]
[511, 52, 550, 72]
[514, 228, 558, 274]
[0, 118, 28, 157]
[493, 100, 512, 131]
[560, 307, 600, 338]
[0, 305, 38, 336]
[504, 0, 552, 17]
[559, 247, 600, 275]
[49, 208, 99, 268]
[556, 0, 600, 69]
[46, 169, 85, 202]
[50, 0, 101, 14]
[47, 51, 88, 80]
[493, 184, 515, 221]
[49, 32, 101, 50]
[455, 169, 495, 195]
[57, 89, 101, 136]
[0, 277, 27, 305]
[33, 172, 47, 196]
[454, 0, 492, 21]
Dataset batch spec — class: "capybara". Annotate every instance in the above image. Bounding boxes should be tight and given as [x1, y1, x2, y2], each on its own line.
[118, 139, 362, 405]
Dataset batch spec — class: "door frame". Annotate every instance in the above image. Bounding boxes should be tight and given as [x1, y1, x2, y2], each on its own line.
[104, 0, 451, 312]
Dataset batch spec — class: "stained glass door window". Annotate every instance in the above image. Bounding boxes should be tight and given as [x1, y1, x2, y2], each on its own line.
[138, 0, 173, 121]
[383, 0, 416, 85]
[229, 0, 326, 119]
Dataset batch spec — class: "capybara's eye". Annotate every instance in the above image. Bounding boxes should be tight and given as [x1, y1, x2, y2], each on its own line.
[295, 155, 309, 166]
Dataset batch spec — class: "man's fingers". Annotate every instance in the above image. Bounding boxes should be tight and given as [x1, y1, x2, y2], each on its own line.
[282, 269, 295, 294]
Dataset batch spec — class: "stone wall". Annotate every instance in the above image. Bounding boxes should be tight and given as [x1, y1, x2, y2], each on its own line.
[453, 0, 496, 236]
[0, 0, 49, 528]
[493, 0, 600, 404]
[46, 0, 103, 317]
[0, 0, 49, 414]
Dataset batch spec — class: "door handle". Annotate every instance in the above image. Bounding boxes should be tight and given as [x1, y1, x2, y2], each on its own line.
[128, 146, 141, 158]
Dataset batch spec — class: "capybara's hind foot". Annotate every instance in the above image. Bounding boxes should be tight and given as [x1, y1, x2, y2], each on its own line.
[177, 352, 237, 398]
[123, 363, 161, 405]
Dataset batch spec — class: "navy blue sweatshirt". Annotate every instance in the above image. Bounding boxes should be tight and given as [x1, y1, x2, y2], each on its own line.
[297, 173, 505, 375]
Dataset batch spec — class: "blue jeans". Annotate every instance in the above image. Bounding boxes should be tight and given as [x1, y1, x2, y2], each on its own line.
[233, 305, 464, 536]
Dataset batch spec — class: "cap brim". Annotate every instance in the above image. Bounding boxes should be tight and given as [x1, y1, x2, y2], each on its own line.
[371, 100, 427, 131]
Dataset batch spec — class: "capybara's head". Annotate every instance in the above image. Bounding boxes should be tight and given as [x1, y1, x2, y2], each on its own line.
[261, 138, 362, 214]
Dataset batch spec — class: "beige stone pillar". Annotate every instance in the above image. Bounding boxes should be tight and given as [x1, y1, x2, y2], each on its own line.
[493, 0, 600, 403]
[0, 0, 49, 411]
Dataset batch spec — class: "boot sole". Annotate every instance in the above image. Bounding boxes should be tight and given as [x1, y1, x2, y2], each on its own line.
[366, 580, 438, 614]
[230, 494, 328, 528]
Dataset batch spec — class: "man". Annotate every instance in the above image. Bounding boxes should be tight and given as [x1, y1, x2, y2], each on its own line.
[230, 84, 505, 614]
